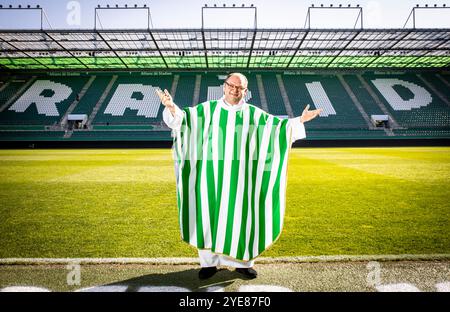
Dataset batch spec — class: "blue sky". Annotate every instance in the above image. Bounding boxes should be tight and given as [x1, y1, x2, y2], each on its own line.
[0, 0, 449, 29]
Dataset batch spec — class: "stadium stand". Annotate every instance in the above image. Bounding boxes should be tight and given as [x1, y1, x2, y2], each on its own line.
[363, 73, 450, 130]
[341, 74, 384, 117]
[0, 76, 88, 126]
[172, 73, 196, 108]
[0, 77, 35, 114]
[245, 74, 262, 109]
[419, 73, 450, 103]
[71, 75, 112, 116]
[0, 70, 448, 141]
[260, 73, 288, 116]
[282, 73, 369, 130]
[92, 73, 173, 125]
[440, 73, 450, 85]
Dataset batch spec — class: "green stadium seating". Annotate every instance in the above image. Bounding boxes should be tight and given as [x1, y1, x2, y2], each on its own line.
[363, 72, 450, 129]
[440, 73, 450, 85]
[0, 70, 448, 141]
[245, 74, 262, 109]
[0, 76, 88, 125]
[420, 73, 450, 103]
[342, 74, 384, 116]
[71, 76, 111, 115]
[199, 73, 225, 104]
[0, 79, 26, 106]
[283, 73, 368, 129]
[173, 73, 196, 108]
[260, 74, 287, 116]
[92, 74, 173, 125]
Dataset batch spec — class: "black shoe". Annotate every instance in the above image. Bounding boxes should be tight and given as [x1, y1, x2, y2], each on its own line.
[236, 268, 258, 279]
[199, 267, 218, 279]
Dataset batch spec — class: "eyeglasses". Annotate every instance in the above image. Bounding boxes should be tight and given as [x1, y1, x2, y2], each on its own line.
[225, 81, 247, 92]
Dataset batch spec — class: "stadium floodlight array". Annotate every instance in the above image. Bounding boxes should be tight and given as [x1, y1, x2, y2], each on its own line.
[0, 4, 51, 30]
[94, 4, 153, 30]
[304, 4, 363, 29]
[201, 3, 257, 29]
[403, 4, 450, 29]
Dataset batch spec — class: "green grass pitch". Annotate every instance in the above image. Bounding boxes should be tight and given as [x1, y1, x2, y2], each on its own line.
[0, 147, 449, 258]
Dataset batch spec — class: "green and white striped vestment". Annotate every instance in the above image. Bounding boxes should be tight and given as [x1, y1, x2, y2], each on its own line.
[171, 99, 299, 261]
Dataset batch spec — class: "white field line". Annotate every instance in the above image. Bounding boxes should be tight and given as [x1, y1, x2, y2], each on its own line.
[0, 254, 449, 265]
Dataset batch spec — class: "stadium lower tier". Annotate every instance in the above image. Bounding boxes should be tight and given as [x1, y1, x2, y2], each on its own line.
[0, 70, 449, 141]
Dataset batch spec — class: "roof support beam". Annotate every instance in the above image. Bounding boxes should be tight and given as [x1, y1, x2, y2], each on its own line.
[325, 31, 360, 68]
[286, 31, 308, 68]
[42, 31, 89, 69]
[246, 29, 257, 68]
[95, 31, 129, 69]
[0, 37, 49, 69]
[201, 29, 209, 69]
[0, 28, 448, 70]
[147, 30, 168, 69]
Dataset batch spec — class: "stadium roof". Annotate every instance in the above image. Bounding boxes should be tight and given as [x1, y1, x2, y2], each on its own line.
[0, 28, 449, 70]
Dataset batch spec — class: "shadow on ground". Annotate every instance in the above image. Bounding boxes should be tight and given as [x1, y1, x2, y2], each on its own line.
[82, 268, 253, 292]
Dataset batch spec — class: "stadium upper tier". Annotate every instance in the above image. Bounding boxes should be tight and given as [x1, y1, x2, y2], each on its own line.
[0, 70, 449, 141]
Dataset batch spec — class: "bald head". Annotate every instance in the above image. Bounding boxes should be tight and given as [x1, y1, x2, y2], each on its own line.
[223, 72, 248, 105]
[225, 73, 248, 88]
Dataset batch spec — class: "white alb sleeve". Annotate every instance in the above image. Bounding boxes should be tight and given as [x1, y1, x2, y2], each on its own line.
[288, 117, 306, 142]
[162, 105, 184, 131]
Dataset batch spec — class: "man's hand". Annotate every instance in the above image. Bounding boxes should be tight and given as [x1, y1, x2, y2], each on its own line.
[156, 89, 176, 115]
[300, 104, 322, 123]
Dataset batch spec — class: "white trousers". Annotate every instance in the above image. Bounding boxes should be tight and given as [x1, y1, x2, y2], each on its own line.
[198, 249, 254, 268]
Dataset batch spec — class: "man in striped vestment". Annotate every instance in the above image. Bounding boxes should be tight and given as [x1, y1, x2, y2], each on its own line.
[157, 73, 321, 279]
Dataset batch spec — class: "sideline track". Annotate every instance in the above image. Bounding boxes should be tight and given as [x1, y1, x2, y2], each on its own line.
[1, 254, 450, 265]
